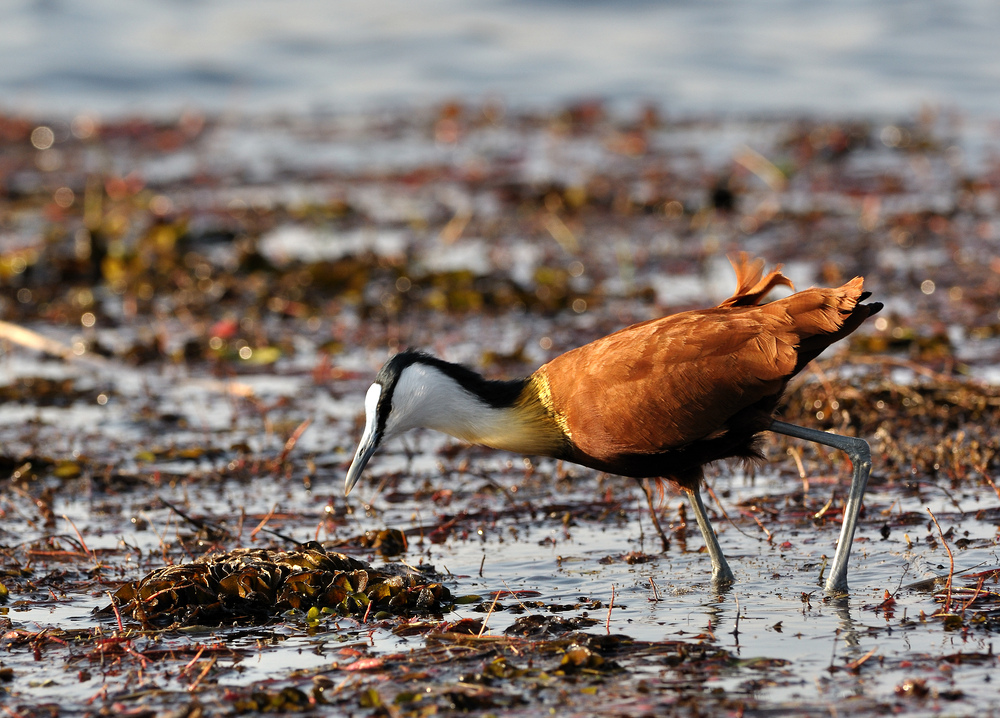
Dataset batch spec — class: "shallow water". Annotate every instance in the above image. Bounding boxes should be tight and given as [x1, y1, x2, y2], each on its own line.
[7, 445, 999, 712]
[3, 342, 999, 714]
[2, 108, 1000, 715]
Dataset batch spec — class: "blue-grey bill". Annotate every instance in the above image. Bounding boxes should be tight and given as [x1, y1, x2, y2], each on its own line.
[344, 432, 379, 495]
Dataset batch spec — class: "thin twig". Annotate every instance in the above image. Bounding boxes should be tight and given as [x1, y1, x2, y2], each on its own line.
[179, 645, 207, 678]
[501, 580, 531, 612]
[123, 643, 150, 670]
[249, 503, 278, 540]
[477, 590, 502, 637]
[648, 576, 661, 602]
[926, 507, 955, 613]
[845, 646, 878, 672]
[159, 497, 228, 537]
[62, 514, 95, 563]
[106, 591, 124, 633]
[751, 514, 772, 542]
[813, 494, 835, 520]
[186, 656, 217, 692]
[787, 446, 808, 491]
[960, 575, 987, 614]
[705, 483, 758, 542]
[276, 418, 312, 467]
[984, 474, 1000, 503]
[605, 584, 616, 632]
[637, 478, 669, 552]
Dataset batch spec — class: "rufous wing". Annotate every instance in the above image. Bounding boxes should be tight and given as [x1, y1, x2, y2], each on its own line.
[538, 259, 874, 466]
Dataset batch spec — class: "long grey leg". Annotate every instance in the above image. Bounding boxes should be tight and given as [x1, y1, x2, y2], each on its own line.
[686, 487, 735, 585]
[770, 419, 872, 594]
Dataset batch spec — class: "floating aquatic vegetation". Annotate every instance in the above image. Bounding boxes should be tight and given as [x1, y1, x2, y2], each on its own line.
[109, 545, 451, 628]
[782, 364, 1000, 484]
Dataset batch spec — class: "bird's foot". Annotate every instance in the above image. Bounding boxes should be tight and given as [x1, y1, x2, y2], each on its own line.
[710, 560, 735, 590]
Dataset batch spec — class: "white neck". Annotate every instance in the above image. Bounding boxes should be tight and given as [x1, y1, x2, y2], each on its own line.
[384, 363, 557, 454]
[386, 364, 505, 442]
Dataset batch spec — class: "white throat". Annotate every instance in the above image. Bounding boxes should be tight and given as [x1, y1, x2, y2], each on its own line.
[384, 363, 509, 444]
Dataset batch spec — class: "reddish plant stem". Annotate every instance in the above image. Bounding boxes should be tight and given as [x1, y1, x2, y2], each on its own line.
[926, 507, 954, 614]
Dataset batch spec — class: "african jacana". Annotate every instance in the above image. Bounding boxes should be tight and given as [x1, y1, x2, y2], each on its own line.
[345, 255, 881, 593]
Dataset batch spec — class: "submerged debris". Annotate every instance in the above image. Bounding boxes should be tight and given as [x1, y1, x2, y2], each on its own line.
[109, 544, 451, 628]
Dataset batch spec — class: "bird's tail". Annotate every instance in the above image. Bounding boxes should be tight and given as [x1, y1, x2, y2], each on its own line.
[722, 253, 882, 375]
[782, 277, 883, 375]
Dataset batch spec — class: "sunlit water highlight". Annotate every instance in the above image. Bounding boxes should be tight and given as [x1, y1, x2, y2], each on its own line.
[3, 0, 1000, 118]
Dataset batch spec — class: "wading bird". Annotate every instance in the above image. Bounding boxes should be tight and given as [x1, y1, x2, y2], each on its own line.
[345, 255, 881, 593]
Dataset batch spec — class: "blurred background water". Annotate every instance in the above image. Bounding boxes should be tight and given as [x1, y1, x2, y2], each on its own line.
[3, 0, 999, 119]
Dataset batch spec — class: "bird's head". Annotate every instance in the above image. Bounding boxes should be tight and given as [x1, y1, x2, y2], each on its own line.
[344, 350, 541, 495]
[344, 351, 425, 495]
[344, 350, 498, 495]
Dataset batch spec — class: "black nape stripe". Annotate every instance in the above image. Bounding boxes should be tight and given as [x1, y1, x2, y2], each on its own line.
[375, 350, 527, 425]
